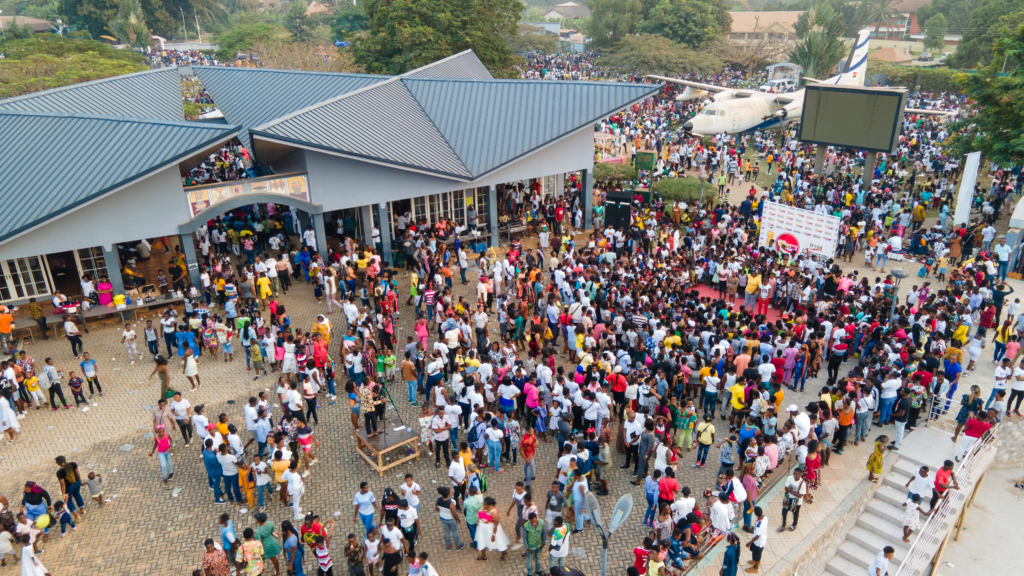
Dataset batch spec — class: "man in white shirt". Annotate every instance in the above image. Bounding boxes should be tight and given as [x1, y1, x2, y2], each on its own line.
[991, 357, 1013, 409]
[709, 493, 732, 534]
[747, 507, 768, 572]
[303, 226, 317, 250]
[879, 372, 903, 425]
[670, 488, 696, 523]
[789, 405, 812, 441]
[868, 547, 895, 576]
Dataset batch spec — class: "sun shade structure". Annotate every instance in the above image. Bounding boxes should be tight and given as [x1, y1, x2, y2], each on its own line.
[0, 67, 185, 121]
[0, 110, 238, 243]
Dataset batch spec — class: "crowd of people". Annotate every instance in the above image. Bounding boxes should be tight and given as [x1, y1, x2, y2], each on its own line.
[1, 53, 1022, 576]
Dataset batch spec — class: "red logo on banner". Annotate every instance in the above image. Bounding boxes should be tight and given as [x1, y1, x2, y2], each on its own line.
[776, 233, 801, 255]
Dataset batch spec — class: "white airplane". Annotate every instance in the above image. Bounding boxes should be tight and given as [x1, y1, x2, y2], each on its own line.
[647, 28, 948, 135]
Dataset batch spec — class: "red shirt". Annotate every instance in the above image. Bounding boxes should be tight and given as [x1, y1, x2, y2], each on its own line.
[300, 522, 325, 547]
[633, 547, 650, 574]
[658, 477, 679, 502]
[520, 432, 537, 461]
[963, 418, 991, 439]
[912, 370, 933, 391]
[609, 374, 628, 393]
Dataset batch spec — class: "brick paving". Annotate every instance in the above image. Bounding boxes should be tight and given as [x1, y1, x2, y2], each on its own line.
[2, 201, 1012, 576]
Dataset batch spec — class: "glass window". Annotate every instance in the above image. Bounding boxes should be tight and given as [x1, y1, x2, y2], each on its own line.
[452, 190, 466, 226]
[77, 247, 107, 281]
[475, 187, 489, 231]
[413, 196, 427, 225]
[1, 257, 52, 302]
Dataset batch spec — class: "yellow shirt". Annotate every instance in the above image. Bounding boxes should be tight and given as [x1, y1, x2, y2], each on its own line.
[25, 376, 39, 392]
[746, 274, 761, 295]
[664, 335, 682, 350]
[271, 460, 290, 483]
[729, 384, 747, 409]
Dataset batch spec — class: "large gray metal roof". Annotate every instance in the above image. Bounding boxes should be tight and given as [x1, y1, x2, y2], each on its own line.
[255, 77, 660, 180]
[0, 111, 237, 242]
[257, 78, 472, 179]
[193, 67, 389, 153]
[405, 50, 493, 80]
[0, 67, 184, 121]
[405, 78, 659, 177]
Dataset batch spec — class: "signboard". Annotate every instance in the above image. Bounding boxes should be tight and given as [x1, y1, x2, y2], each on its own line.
[635, 151, 656, 171]
[185, 175, 311, 218]
[757, 201, 842, 260]
[798, 85, 908, 153]
[953, 152, 981, 227]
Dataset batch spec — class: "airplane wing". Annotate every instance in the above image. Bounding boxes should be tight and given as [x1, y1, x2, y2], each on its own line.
[905, 107, 958, 117]
[645, 75, 801, 103]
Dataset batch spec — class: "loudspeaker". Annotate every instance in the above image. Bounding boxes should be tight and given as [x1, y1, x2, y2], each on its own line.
[604, 190, 633, 230]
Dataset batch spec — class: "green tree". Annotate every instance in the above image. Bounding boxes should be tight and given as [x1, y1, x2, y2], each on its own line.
[505, 23, 559, 54]
[637, 0, 732, 48]
[332, 1, 368, 38]
[598, 33, 721, 75]
[923, 13, 948, 51]
[790, 1, 849, 79]
[586, 0, 643, 50]
[948, 0, 1024, 68]
[60, 0, 119, 39]
[214, 16, 283, 59]
[284, 0, 312, 41]
[947, 20, 1024, 164]
[917, 0, 979, 44]
[0, 36, 146, 97]
[353, 0, 524, 76]
[107, 0, 151, 47]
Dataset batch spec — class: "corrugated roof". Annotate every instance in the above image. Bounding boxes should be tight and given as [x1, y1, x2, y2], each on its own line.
[404, 78, 658, 177]
[0, 111, 237, 242]
[256, 76, 658, 179]
[256, 78, 472, 179]
[406, 50, 493, 80]
[193, 67, 389, 153]
[0, 67, 184, 121]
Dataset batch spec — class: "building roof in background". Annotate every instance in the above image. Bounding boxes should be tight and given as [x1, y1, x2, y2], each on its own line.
[729, 11, 805, 34]
[305, 1, 331, 15]
[892, 0, 933, 12]
[256, 76, 660, 180]
[540, 2, 592, 18]
[0, 111, 237, 242]
[0, 15, 51, 32]
[869, 47, 916, 63]
[193, 67, 389, 153]
[0, 67, 184, 121]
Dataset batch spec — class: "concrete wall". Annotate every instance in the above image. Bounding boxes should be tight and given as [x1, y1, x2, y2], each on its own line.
[301, 128, 594, 211]
[991, 417, 1024, 469]
[0, 166, 191, 260]
[765, 454, 897, 576]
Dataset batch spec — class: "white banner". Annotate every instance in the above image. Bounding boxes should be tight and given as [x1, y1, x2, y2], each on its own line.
[953, 151, 982, 227]
[757, 201, 842, 260]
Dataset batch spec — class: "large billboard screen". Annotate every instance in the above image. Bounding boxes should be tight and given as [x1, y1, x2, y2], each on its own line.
[758, 201, 842, 260]
[798, 85, 908, 153]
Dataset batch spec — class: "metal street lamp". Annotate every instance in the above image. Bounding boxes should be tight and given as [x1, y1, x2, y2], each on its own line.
[180, 7, 187, 42]
[1, 10, 6, 40]
[585, 492, 633, 576]
[889, 268, 908, 328]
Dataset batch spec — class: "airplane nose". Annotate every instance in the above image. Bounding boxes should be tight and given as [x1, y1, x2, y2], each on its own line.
[683, 121, 693, 131]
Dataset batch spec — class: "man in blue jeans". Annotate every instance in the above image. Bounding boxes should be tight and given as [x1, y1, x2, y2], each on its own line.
[692, 415, 715, 468]
[877, 372, 903, 425]
[402, 351, 419, 405]
[702, 374, 720, 419]
[202, 438, 226, 504]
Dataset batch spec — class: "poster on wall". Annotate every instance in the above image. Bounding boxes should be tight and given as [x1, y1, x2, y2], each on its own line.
[186, 175, 311, 219]
[757, 201, 842, 260]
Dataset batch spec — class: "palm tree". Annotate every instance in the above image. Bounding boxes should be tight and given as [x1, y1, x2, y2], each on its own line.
[870, 0, 899, 40]
[107, 0, 152, 48]
[789, 2, 849, 80]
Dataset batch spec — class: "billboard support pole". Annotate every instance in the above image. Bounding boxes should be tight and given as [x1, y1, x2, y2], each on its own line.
[862, 151, 876, 187]
[814, 145, 826, 176]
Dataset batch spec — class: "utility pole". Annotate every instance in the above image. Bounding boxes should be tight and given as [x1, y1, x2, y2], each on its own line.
[180, 8, 187, 42]
[194, 14, 201, 44]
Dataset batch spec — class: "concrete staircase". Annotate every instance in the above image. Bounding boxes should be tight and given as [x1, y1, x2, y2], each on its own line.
[822, 456, 958, 576]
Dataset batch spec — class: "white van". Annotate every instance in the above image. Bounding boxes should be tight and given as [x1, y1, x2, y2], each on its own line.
[759, 79, 795, 92]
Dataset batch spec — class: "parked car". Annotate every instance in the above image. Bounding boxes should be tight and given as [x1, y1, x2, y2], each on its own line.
[919, 52, 934, 61]
[759, 78, 796, 92]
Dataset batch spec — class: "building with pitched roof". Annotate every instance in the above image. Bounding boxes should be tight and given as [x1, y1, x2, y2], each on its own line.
[0, 50, 660, 303]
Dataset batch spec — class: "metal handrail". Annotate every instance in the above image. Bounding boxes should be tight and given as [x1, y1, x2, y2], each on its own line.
[679, 450, 797, 573]
[894, 422, 998, 576]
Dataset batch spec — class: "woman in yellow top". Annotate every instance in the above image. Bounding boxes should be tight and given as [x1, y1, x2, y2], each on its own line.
[256, 274, 272, 302]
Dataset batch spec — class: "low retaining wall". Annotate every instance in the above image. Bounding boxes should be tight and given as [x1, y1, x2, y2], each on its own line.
[764, 453, 897, 576]
[991, 417, 1024, 469]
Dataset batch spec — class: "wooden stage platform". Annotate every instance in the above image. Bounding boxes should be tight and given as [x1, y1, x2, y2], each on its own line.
[354, 418, 421, 477]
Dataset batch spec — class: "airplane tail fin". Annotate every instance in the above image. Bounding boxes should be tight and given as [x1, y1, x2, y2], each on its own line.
[837, 28, 871, 86]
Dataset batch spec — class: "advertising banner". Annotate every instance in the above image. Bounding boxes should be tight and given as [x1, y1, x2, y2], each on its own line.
[953, 152, 981, 227]
[757, 201, 842, 260]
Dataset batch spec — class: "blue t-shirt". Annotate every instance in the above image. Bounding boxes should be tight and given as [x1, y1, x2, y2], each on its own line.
[79, 359, 97, 377]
